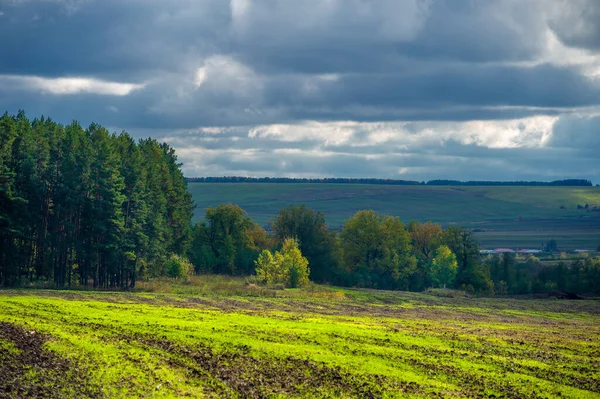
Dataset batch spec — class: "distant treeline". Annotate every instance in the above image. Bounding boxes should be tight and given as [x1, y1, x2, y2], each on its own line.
[187, 176, 422, 185]
[187, 177, 593, 187]
[0, 111, 193, 288]
[189, 203, 600, 295]
[485, 253, 600, 296]
[426, 179, 593, 186]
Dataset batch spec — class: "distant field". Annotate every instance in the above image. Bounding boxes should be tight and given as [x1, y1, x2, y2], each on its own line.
[1, 277, 599, 398]
[188, 183, 600, 250]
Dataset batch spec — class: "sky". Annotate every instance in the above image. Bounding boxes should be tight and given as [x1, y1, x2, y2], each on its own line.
[0, 0, 599, 182]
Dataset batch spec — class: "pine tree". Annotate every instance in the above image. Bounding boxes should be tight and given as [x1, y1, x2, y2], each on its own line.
[0, 112, 193, 287]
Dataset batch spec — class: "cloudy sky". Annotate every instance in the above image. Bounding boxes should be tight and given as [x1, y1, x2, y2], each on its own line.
[1, 0, 599, 182]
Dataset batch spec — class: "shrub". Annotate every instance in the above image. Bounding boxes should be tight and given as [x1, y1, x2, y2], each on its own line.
[430, 245, 457, 289]
[255, 250, 288, 285]
[281, 238, 310, 288]
[165, 255, 193, 279]
[495, 280, 508, 295]
[254, 239, 310, 288]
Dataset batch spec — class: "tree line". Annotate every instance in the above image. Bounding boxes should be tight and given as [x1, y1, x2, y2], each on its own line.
[2, 112, 598, 295]
[426, 179, 593, 187]
[187, 177, 593, 187]
[189, 204, 495, 293]
[190, 203, 600, 295]
[187, 177, 422, 185]
[485, 253, 600, 295]
[0, 111, 193, 288]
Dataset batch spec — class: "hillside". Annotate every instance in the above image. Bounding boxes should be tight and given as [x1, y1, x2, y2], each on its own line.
[188, 183, 600, 250]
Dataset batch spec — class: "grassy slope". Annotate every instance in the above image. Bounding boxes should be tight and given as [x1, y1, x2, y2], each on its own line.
[188, 183, 600, 249]
[1, 277, 599, 398]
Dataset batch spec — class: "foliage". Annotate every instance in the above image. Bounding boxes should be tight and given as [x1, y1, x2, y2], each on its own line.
[0, 111, 193, 288]
[544, 238, 558, 253]
[407, 221, 443, 290]
[188, 182, 600, 250]
[190, 204, 269, 275]
[280, 238, 310, 288]
[430, 245, 457, 288]
[408, 221, 442, 262]
[340, 210, 416, 290]
[441, 226, 492, 293]
[271, 204, 340, 283]
[255, 238, 310, 288]
[254, 250, 287, 285]
[485, 253, 600, 295]
[188, 176, 594, 186]
[165, 255, 192, 279]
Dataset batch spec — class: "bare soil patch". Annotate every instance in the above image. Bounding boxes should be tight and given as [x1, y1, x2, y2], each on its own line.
[0, 322, 102, 399]
[135, 335, 423, 398]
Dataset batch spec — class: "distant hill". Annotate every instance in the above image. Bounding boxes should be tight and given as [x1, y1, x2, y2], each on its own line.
[187, 183, 600, 250]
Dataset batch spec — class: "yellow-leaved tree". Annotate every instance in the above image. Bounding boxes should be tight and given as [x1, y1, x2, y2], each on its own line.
[255, 249, 287, 284]
[281, 238, 310, 288]
[431, 245, 457, 289]
[254, 238, 310, 288]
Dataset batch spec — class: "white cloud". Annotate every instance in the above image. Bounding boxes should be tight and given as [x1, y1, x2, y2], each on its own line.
[198, 55, 259, 94]
[194, 67, 207, 88]
[245, 116, 558, 149]
[0, 74, 144, 96]
[230, 0, 250, 22]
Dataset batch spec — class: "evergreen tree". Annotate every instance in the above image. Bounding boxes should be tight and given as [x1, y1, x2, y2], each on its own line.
[0, 112, 193, 288]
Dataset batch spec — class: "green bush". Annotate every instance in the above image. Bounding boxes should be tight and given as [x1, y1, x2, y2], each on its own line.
[254, 239, 310, 288]
[165, 255, 193, 279]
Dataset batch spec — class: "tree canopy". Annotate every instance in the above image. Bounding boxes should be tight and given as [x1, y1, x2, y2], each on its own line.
[0, 111, 193, 288]
[255, 238, 310, 288]
[271, 204, 339, 283]
[5, 111, 594, 297]
[339, 210, 416, 290]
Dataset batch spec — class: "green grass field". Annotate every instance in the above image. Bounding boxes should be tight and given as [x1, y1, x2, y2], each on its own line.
[188, 183, 600, 250]
[1, 277, 599, 398]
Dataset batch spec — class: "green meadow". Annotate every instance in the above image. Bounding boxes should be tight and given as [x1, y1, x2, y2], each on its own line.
[1, 277, 599, 398]
[188, 183, 600, 250]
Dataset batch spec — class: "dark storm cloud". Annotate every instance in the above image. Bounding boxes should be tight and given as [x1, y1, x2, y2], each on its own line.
[272, 64, 600, 110]
[548, 0, 600, 51]
[1, 0, 599, 127]
[548, 114, 600, 149]
[0, 0, 228, 80]
[1, 0, 599, 181]
[229, 0, 546, 74]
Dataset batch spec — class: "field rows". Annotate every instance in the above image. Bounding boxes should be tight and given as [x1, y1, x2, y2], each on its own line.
[1, 281, 599, 398]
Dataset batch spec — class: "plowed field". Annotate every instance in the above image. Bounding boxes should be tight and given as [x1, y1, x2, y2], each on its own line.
[1, 280, 599, 398]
